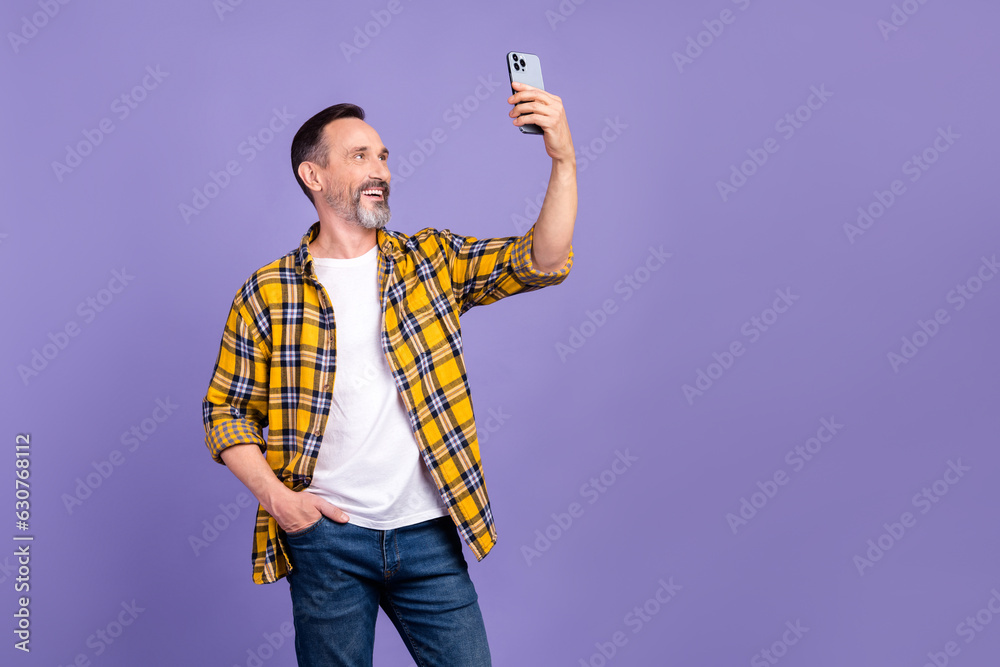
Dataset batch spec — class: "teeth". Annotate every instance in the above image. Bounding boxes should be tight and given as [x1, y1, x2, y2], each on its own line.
[362, 188, 383, 196]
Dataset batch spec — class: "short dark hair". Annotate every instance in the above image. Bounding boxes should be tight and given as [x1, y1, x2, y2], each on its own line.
[290, 103, 366, 203]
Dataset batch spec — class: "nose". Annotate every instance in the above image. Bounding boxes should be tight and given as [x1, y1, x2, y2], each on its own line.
[371, 157, 390, 183]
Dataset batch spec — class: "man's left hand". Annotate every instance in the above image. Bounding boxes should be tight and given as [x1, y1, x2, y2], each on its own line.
[508, 82, 575, 164]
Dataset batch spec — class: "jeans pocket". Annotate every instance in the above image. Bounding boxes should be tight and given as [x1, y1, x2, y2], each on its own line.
[285, 516, 324, 539]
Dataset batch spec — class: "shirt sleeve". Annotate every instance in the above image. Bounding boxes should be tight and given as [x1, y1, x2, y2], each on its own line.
[440, 223, 573, 314]
[201, 292, 270, 464]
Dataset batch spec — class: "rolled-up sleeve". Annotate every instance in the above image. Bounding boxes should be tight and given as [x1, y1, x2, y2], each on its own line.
[508, 223, 573, 285]
[442, 223, 573, 314]
[202, 295, 270, 464]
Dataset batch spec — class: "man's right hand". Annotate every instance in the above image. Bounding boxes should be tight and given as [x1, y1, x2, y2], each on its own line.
[218, 444, 349, 534]
[266, 485, 349, 534]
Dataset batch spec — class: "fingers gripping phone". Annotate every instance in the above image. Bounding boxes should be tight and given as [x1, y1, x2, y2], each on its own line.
[507, 51, 544, 135]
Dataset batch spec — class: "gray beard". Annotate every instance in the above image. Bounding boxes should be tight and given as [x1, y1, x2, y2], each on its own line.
[325, 187, 390, 230]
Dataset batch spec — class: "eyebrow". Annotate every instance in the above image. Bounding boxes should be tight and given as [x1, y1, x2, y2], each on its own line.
[348, 145, 389, 156]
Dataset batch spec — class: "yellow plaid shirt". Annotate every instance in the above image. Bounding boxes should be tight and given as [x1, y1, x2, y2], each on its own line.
[202, 221, 573, 584]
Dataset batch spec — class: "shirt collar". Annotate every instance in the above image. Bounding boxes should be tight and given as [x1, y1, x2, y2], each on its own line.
[296, 222, 400, 278]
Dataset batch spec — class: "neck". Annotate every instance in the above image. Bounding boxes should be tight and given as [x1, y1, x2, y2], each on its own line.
[308, 215, 379, 259]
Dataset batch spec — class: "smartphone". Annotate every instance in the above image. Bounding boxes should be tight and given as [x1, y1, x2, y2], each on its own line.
[507, 51, 544, 135]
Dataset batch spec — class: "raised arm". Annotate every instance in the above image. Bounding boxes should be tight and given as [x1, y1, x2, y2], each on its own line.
[508, 80, 577, 273]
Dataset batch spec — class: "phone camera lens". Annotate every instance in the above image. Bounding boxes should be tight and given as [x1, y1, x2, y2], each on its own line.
[519, 59, 526, 67]
[514, 63, 520, 70]
[512, 53, 518, 60]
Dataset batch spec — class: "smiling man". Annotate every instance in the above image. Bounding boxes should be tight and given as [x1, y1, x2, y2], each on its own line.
[201, 81, 575, 667]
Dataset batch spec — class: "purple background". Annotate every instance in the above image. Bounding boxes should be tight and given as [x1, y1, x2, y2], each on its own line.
[4, 0, 999, 665]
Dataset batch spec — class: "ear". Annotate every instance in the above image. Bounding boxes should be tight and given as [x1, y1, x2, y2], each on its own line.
[298, 161, 323, 196]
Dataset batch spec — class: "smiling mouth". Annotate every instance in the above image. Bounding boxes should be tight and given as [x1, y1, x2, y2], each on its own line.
[360, 187, 385, 201]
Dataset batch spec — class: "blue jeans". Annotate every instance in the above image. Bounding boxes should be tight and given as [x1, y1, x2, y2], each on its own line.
[284, 514, 492, 667]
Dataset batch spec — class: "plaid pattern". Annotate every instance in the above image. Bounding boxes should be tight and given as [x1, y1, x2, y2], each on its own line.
[202, 221, 573, 584]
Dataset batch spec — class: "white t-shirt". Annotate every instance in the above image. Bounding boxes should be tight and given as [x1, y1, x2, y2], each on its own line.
[306, 244, 449, 529]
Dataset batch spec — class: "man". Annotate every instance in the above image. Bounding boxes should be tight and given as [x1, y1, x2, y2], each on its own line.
[201, 81, 576, 666]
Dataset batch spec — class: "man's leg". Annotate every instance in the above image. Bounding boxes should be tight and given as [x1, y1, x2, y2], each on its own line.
[285, 517, 383, 667]
[378, 516, 492, 667]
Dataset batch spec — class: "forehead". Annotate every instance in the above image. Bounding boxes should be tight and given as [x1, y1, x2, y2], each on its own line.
[322, 117, 385, 153]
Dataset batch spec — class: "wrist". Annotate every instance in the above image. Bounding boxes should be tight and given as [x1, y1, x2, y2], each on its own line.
[552, 154, 577, 171]
[260, 481, 293, 515]
[550, 157, 577, 184]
